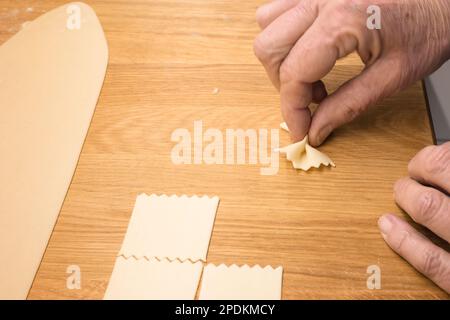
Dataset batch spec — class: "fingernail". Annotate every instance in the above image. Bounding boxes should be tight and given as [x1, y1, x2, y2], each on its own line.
[378, 215, 393, 238]
[316, 125, 331, 145]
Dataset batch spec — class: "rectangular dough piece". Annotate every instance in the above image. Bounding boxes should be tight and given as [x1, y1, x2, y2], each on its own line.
[198, 264, 283, 300]
[119, 194, 219, 261]
[104, 257, 203, 300]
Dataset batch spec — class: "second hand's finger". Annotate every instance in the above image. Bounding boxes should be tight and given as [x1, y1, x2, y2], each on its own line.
[394, 177, 450, 243]
[379, 214, 450, 293]
[408, 142, 450, 194]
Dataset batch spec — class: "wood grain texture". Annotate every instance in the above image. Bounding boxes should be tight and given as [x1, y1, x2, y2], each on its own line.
[1, 0, 448, 299]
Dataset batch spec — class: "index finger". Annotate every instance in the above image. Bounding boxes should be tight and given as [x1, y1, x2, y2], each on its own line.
[279, 21, 339, 141]
[408, 142, 450, 193]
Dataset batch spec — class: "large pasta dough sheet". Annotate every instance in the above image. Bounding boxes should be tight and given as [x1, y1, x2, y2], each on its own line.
[0, 2, 108, 299]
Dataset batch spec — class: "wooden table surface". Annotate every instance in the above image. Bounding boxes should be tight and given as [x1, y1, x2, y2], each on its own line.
[1, 0, 448, 299]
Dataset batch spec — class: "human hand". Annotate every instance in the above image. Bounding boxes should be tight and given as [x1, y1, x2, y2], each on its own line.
[378, 142, 450, 293]
[254, 0, 450, 145]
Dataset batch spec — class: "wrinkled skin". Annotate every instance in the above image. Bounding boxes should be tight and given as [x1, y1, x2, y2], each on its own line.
[254, 0, 450, 293]
[380, 142, 450, 293]
[254, 0, 450, 145]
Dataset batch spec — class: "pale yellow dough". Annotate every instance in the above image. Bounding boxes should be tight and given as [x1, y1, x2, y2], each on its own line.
[119, 194, 219, 262]
[278, 122, 335, 171]
[104, 257, 203, 300]
[198, 264, 283, 300]
[0, 2, 108, 299]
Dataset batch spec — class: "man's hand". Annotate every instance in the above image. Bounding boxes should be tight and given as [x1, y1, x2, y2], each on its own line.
[254, 0, 450, 145]
[379, 142, 450, 293]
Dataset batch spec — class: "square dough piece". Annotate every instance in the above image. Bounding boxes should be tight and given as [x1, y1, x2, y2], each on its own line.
[199, 264, 283, 300]
[119, 194, 219, 261]
[104, 257, 203, 300]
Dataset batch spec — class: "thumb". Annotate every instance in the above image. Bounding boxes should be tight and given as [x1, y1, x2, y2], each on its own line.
[309, 57, 402, 146]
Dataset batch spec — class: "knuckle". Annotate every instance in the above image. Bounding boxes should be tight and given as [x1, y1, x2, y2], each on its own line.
[408, 145, 433, 172]
[440, 267, 450, 290]
[292, 1, 313, 19]
[336, 0, 355, 7]
[335, 0, 365, 14]
[340, 100, 361, 122]
[291, 0, 317, 20]
[326, 0, 360, 24]
[416, 190, 442, 223]
[394, 178, 408, 194]
[329, 11, 348, 31]
[253, 36, 265, 61]
[424, 145, 450, 176]
[279, 61, 296, 84]
[420, 248, 444, 279]
[394, 178, 409, 201]
[393, 230, 410, 253]
[253, 35, 271, 64]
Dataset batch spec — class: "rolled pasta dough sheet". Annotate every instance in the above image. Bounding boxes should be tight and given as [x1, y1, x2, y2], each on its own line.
[0, 2, 108, 299]
[278, 122, 335, 171]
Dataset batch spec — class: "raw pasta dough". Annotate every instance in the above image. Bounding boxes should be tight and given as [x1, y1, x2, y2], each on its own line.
[119, 194, 219, 262]
[278, 122, 335, 171]
[104, 257, 203, 300]
[0, 2, 108, 299]
[199, 264, 283, 300]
